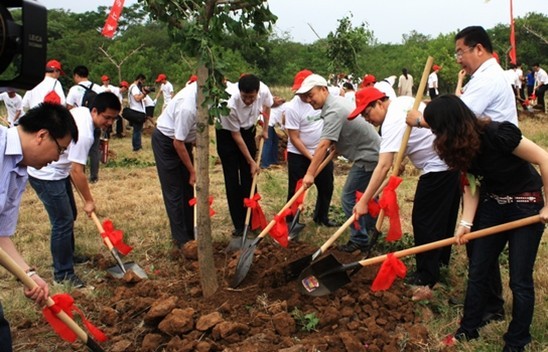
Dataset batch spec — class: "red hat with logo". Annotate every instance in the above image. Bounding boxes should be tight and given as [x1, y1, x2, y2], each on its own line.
[119, 81, 129, 88]
[45, 59, 64, 75]
[101, 75, 110, 81]
[188, 74, 198, 83]
[433, 65, 442, 71]
[292, 69, 313, 91]
[155, 73, 167, 82]
[360, 74, 376, 88]
[348, 87, 387, 120]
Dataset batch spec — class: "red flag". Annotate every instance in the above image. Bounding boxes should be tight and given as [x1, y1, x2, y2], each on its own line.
[509, 0, 517, 65]
[101, 220, 132, 256]
[378, 176, 403, 241]
[269, 209, 292, 247]
[43, 294, 108, 343]
[101, 0, 125, 38]
[244, 193, 267, 230]
[371, 253, 407, 291]
[189, 196, 216, 217]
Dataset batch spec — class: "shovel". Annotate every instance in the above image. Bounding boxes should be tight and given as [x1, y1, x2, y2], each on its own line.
[225, 138, 265, 252]
[231, 149, 336, 288]
[297, 215, 541, 297]
[284, 213, 355, 281]
[71, 178, 148, 279]
[288, 188, 309, 240]
[0, 247, 106, 352]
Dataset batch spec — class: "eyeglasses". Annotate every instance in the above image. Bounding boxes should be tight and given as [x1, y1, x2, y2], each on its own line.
[454, 46, 475, 59]
[52, 137, 67, 155]
[100, 113, 118, 121]
[361, 104, 375, 119]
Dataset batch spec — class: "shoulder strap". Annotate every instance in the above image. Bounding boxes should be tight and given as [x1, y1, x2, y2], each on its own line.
[78, 83, 91, 90]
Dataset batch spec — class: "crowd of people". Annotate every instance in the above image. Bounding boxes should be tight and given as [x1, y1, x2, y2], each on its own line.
[0, 25, 547, 352]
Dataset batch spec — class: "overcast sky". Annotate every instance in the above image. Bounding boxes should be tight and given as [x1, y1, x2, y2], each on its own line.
[37, 0, 544, 44]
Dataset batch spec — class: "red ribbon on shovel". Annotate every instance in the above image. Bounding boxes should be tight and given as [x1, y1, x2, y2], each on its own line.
[371, 253, 407, 291]
[43, 293, 108, 343]
[244, 193, 267, 231]
[291, 179, 306, 216]
[378, 176, 403, 241]
[189, 196, 216, 217]
[101, 220, 132, 256]
[269, 209, 292, 247]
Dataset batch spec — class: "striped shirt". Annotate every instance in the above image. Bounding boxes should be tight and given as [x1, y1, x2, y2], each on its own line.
[0, 126, 27, 236]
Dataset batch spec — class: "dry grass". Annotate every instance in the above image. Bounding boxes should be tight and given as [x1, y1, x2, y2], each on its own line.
[0, 109, 547, 351]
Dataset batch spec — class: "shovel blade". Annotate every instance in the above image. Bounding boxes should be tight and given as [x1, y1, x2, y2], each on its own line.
[283, 252, 315, 282]
[106, 261, 148, 279]
[224, 237, 254, 253]
[288, 222, 305, 241]
[297, 254, 351, 297]
[230, 238, 262, 288]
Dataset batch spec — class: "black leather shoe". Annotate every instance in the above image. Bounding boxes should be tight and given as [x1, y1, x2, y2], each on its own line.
[231, 229, 244, 237]
[502, 345, 524, 352]
[315, 219, 339, 227]
[479, 309, 504, 327]
[337, 241, 368, 253]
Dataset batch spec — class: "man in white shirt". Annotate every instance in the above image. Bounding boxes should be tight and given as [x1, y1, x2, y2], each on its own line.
[0, 89, 23, 126]
[126, 74, 150, 151]
[22, 59, 66, 109]
[27, 92, 121, 288]
[533, 63, 548, 111]
[65, 65, 104, 183]
[216, 74, 272, 237]
[428, 65, 441, 100]
[154, 73, 174, 111]
[151, 82, 197, 248]
[351, 87, 460, 299]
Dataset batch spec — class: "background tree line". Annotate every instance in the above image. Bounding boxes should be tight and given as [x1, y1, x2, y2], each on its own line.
[7, 3, 548, 95]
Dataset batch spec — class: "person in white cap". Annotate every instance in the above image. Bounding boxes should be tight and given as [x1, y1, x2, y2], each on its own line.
[297, 74, 380, 253]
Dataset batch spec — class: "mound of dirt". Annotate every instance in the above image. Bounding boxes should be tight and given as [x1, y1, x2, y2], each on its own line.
[13, 240, 432, 352]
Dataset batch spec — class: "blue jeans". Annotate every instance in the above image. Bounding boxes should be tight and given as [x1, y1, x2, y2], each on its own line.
[132, 122, 143, 151]
[0, 302, 13, 352]
[457, 197, 544, 348]
[341, 163, 376, 246]
[28, 176, 77, 281]
[261, 126, 279, 168]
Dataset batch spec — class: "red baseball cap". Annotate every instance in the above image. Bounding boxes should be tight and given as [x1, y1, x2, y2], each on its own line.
[119, 81, 129, 88]
[348, 87, 387, 120]
[188, 74, 198, 83]
[291, 69, 313, 91]
[433, 65, 442, 71]
[46, 59, 64, 75]
[360, 74, 376, 88]
[155, 73, 167, 82]
[101, 75, 110, 81]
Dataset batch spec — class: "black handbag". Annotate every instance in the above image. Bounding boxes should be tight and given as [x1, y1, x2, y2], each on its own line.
[122, 107, 146, 124]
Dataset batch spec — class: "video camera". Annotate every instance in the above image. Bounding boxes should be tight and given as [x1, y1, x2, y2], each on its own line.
[0, 0, 47, 89]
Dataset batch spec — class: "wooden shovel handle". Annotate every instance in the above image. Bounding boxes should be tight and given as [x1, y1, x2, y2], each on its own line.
[256, 149, 336, 239]
[375, 56, 434, 230]
[70, 177, 116, 252]
[361, 215, 541, 267]
[0, 247, 94, 345]
[319, 215, 355, 253]
[244, 138, 265, 226]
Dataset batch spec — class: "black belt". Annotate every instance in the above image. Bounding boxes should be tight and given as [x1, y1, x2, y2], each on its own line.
[488, 191, 543, 205]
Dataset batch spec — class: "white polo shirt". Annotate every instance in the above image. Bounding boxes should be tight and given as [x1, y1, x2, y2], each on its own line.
[381, 96, 448, 175]
[0, 93, 23, 126]
[460, 58, 518, 125]
[284, 95, 323, 155]
[156, 82, 197, 142]
[28, 107, 95, 180]
[23, 76, 66, 109]
[160, 81, 174, 107]
[66, 81, 102, 108]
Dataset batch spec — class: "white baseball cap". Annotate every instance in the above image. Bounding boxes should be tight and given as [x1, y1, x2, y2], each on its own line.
[295, 74, 328, 94]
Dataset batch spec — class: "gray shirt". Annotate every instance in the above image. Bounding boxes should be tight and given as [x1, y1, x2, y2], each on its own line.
[320, 94, 380, 170]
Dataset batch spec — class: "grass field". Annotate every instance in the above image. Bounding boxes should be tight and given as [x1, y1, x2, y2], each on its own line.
[0, 104, 547, 351]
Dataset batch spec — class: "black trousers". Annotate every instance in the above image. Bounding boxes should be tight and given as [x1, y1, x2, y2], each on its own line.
[216, 127, 257, 232]
[286, 152, 334, 223]
[0, 302, 13, 352]
[537, 84, 548, 108]
[429, 88, 439, 100]
[151, 129, 194, 246]
[88, 127, 101, 181]
[412, 170, 460, 286]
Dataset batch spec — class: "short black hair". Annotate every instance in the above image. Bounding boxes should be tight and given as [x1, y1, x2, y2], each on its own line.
[18, 103, 78, 143]
[455, 26, 493, 53]
[92, 92, 122, 114]
[238, 74, 260, 94]
[73, 65, 89, 78]
[135, 73, 146, 81]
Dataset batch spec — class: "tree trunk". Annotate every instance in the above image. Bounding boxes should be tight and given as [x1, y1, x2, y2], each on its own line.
[195, 64, 218, 298]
